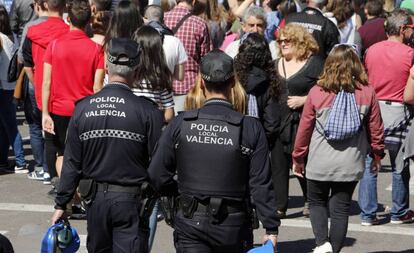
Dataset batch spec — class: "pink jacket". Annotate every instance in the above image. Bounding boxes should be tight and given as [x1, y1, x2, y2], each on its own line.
[292, 84, 384, 182]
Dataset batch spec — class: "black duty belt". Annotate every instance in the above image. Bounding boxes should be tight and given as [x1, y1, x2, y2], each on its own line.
[179, 196, 246, 215]
[96, 182, 141, 194]
[194, 200, 245, 214]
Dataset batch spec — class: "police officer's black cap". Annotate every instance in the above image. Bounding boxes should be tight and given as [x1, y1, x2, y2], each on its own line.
[200, 49, 234, 83]
[107, 38, 140, 67]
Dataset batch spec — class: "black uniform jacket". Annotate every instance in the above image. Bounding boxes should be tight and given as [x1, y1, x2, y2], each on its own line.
[285, 7, 339, 58]
[148, 98, 280, 233]
[55, 83, 164, 209]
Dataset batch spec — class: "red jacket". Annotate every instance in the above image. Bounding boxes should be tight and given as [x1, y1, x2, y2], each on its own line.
[292, 84, 384, 181]
[26, 17, 69, 109]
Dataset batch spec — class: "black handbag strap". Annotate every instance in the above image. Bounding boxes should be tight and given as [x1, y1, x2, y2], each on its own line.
[172, 13, 192, 34]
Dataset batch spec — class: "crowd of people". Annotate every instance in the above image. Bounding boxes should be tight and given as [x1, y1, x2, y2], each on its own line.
[1, 0, 414, 252]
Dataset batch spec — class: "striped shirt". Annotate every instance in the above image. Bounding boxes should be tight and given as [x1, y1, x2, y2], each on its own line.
[132, 82, 174, 110]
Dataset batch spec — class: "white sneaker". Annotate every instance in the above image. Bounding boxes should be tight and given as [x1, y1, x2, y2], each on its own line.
[14, 165, 29, 174]
[313, 242, 333, 253]
[43, 172, 51, 185]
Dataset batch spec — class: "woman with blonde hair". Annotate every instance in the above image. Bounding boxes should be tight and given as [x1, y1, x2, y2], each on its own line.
[292, 45, 384, 253]
[185, 74, 246, 114]
[273, 23, 324, 218]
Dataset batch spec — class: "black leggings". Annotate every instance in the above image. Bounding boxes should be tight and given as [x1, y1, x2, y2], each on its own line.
[270, 138, 307, 212]
[307, 179, 358, 253]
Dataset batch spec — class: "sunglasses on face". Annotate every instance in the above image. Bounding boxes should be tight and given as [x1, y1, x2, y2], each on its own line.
[277, 38, 291, 45]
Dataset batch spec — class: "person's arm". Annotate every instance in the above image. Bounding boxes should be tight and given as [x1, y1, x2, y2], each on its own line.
[146, 106, 164, 155]
[173, 63, 184, 81]
[22, 38, 34, 83]
[160, 89, 175, 122]
[366, 87, 385, 172]
[9, 1, 19, 35]
[355, 13, 362, 30]
[234, 0, 255, 18]
[24, 67, 34, 83]
[227, 0, 240, 15]
[93, 69, 105, 93]
[199, 23, 213, 58]
[147, 117, 181, 193]
[42, 62, 55, 134]
[291, 88, 316, 175]
[164, 108, 175, 123]
[52, 115, 83, 223]
[18, 22, 29, 64]
[287, 95, 307, 109]
[93, 47, 105, 92]
[174, 39, 187, 81]
[263, 94, 281, 146]
[246, 119, 280, 248]
[404, 73, 414, 105]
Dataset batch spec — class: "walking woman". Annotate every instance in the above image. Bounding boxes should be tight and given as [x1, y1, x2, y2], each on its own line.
[234, 33, 281, 143]
[292, 44, 384, 253]
[0, 5, 27, 173]
[103, 0, 143, 46]
[132, 25, 174, 122]
[273, 23, 324, 218]
[132, 25, 175, 252]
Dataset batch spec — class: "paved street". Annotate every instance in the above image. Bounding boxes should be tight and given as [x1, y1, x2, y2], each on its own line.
[1, 111, 414, 252]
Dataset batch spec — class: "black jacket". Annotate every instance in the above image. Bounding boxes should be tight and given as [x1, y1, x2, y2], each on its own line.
[244, 66, 281, 146]
[285, 7, 339, 58]
[55, 83, 164, 209]
[148, 99, 281, 234]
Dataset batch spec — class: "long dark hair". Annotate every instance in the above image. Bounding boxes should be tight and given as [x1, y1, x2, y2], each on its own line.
[326, 0, 354, 29]
[133, 25, 172, 92]
[234, 33, 281, 99]
[0, 5, 12, 36]
[103, 0, 143, 47]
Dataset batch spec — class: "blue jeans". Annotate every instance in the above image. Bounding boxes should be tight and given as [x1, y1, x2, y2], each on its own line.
[0, 89, 26, 166]
[389, 147, 410, 220]
[148, 200, 159, 251]
[26, 83, 48, 171]
[359, 147, 410, 220]
[358, 155, 378, 221]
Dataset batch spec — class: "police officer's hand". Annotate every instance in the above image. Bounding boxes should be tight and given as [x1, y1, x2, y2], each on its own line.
[292, 163, 305, 178]
[51, 209, 66, 225]
[42, 113, 55, 135]
[263, 234, 278, 252]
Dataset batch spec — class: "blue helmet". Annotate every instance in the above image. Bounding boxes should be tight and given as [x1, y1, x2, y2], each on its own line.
[248, 240, 274, 253]
[41, 220, 80, 253]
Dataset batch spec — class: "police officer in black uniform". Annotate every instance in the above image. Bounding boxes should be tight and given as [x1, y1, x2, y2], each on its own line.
[148, 50, 280, 253]
[51, 38, 164, 253]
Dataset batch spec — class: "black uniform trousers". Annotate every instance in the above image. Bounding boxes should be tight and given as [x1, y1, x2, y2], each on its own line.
[173, 210, 253, 253]
[86, 191, 148, 253]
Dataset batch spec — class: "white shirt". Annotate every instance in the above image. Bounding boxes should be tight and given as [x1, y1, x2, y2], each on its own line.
[224, 39, 279, 60]
[163, 35, 188, 74]
[0, 33, 16, 90]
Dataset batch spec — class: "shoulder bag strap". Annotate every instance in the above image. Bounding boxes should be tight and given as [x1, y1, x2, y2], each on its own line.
[172, 13, 193, 34]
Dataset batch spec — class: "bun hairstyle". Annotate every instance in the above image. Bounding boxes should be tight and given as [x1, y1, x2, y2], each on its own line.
[91, 10, 111, 35]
